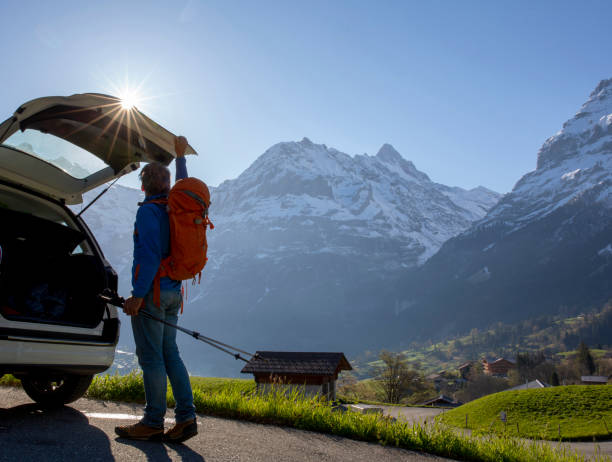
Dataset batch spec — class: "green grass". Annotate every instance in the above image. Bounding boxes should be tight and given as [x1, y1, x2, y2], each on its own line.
[0, 374, 20, 387]
[85, 373, 255, 406]
[556, 349, 608, 359]
[189, 376, 256, 394]
[438, 385, 612, 441]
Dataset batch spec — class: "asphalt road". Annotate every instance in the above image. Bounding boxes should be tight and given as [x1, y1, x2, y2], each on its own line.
[0, 388, 453, 462]
[353, 404, 444, 423]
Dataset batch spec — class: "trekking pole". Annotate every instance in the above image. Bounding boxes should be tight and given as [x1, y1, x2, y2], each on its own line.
[99, 291, 258, 362]
[138, 310, 255, 362]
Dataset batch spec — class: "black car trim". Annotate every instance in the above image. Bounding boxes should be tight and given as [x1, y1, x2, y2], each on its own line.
[0, 364, 110, 376]
[0, 325, 118, 345]
[1, 336, 115, 347]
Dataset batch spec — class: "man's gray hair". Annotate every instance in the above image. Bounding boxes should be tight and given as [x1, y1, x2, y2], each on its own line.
[139, 163, 170, 196]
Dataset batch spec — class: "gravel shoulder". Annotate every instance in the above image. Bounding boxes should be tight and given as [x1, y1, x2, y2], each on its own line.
[0, 388, 453, 462]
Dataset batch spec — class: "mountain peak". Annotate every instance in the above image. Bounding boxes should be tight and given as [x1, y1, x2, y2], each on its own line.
[536, 77, 612, 169]
[376, 143, 402, 162]
[300, 137, 314, 146]
[590, 78, 612, 97]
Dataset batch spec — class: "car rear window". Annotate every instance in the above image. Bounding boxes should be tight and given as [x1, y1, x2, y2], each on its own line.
[0, 184, 75, 228]
[2, 129, 107, 179]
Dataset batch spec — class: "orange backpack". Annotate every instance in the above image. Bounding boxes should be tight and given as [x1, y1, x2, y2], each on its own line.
[150, 177, 214, 308]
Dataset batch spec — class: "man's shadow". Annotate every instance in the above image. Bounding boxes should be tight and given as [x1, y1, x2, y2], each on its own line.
[0, 402, 114, 461]
[0, 402, 204, 462]
[116, 438, 205, 462]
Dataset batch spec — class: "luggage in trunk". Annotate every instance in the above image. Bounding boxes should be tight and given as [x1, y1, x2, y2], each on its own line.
[0, 208, 108, 327]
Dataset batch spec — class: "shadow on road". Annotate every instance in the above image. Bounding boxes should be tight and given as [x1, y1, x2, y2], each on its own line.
[117, 438, 205, 461]
[0, 403, 114, 460]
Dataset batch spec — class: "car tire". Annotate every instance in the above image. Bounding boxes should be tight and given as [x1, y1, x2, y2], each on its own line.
[21, 374, 94, 406]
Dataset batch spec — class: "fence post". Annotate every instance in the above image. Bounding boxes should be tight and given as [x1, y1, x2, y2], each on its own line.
[558, 423, 561, 440]
[516, 422, 519, 435]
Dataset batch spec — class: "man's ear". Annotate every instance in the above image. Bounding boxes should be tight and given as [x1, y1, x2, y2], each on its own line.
[141, 184, 145, 192]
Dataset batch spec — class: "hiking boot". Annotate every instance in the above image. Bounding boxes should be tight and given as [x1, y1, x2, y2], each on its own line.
[114, 422, 164, 441]
[163, 418, 197, 443]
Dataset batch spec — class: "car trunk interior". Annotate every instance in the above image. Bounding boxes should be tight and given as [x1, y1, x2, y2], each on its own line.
[0, 193, 108, 328]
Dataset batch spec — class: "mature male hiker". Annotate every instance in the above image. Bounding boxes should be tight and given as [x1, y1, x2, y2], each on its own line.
[115, 136, 198, 443]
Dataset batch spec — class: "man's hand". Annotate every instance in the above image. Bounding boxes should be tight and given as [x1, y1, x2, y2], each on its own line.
[123, 296, 144, 316]
[174, 136, 188, 157]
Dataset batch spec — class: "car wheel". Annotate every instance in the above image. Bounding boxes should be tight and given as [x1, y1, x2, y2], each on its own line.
[21, 374, 93, 406]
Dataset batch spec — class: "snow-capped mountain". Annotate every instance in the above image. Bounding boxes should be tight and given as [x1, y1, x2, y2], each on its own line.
[394, 78, 612, 340]
[211, 138, 499, 267]
[481, 78, 612, 231]
[78, 140, 499, 375]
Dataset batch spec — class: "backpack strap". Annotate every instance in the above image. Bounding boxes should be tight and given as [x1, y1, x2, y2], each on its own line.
[152, 256, 172, 307]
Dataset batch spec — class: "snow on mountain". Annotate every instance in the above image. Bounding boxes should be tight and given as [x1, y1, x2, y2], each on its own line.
[395, 78, 612, 341]
[77, 140, 499, 278]
[211, 138, 499, 265]
[480, 78, 612, 232]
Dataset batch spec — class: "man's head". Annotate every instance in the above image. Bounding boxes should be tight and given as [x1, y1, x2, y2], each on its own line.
[139, 163, 171, 196]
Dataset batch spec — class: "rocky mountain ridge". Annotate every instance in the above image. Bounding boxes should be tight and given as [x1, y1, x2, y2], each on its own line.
[476, 78, 612, 234]
[395, 78, 612, 340]
[211, 138, 499, 266]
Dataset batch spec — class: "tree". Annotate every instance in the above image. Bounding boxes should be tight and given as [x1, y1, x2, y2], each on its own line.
[373, 350, 420, 404]
[550, 371, 560, 386]
[513, 351, 554, 385]
[575, 341, 596, 376]
[455, 365, 508, 402]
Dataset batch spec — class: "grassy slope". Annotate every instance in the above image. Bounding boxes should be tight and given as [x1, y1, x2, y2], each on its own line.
[86, 374, 255, 404]
[438, 385, 612, 441]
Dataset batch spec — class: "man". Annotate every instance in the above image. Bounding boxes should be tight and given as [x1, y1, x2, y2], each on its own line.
[115, 136, 197, 443]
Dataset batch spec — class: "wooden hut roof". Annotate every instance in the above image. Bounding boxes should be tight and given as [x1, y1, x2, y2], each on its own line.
[241, 351, 352, 376]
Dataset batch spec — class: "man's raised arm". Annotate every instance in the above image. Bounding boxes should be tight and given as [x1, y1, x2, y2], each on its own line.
[175, 135, 189, 181]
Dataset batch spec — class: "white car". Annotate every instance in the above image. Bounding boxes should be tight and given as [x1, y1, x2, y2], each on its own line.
[0, 93, 195, 406]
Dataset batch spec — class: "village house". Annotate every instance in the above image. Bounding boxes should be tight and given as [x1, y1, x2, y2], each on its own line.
[426, 372, 444, 391]
[458, 361, 474, 380]
[241, 351, 352, 400]
[506, 379, 550, 391]
[419, 394, 462, 408]
[482, 357, 516, 377]
[580, 375, 610, 385]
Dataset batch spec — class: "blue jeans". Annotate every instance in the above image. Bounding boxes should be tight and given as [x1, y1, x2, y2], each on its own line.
[131, 290, 196, 427]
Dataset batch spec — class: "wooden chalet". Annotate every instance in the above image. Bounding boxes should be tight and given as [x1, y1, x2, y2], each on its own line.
[419, 395, 462, 408]
[506, 379, 550, 391]
[482, 357, 515, 377]
[581, 375, 609, 385]
[240, 351, 352, 400]
[458, 361, 474, 380]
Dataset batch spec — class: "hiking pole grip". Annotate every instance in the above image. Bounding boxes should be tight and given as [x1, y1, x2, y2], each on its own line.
[99, 291, 126, 308]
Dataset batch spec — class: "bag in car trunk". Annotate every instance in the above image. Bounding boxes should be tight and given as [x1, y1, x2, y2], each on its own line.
[0, 207, 108, 327]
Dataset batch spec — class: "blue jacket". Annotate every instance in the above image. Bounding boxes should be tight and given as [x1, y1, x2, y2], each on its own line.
[131, 157, 188, 297]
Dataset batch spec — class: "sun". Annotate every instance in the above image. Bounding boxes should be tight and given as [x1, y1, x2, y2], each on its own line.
[100, 72, 168, 115]
[119, 90, 140, 110]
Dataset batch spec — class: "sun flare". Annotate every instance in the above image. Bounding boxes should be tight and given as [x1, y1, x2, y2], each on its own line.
[119, 91, 140, 110]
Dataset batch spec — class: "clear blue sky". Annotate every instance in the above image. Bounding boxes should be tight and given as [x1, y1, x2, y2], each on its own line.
[2, 1, 611, 193]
